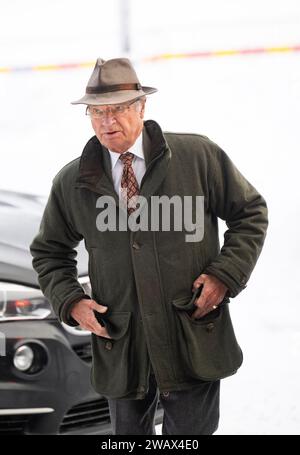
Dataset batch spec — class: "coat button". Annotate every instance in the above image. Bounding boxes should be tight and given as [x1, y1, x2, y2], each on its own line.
[105, 341, 113, 350]
[132, 241, 141, 250]
[206, 323, 214, 333]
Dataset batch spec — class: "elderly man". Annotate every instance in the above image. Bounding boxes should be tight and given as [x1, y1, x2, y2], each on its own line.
[30, 57, 268, 435]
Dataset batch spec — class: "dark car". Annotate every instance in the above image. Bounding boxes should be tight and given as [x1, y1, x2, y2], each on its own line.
[0, 189, 163, 435]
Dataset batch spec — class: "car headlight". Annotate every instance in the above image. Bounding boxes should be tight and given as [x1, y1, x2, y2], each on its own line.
[0, 282, 53, 321]
[12, 341, 49, 374]
[0, 276, 92, 324]
[13, 345, 34, 371]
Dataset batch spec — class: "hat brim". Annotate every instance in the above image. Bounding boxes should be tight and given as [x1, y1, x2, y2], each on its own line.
[71, 86, 157, 105]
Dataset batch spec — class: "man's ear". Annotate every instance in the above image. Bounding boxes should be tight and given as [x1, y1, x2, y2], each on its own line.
[90, 118, 97, 133]
[139, 98, 146, 119]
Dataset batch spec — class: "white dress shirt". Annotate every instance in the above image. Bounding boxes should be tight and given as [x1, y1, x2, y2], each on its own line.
[108, 132, 146, 199]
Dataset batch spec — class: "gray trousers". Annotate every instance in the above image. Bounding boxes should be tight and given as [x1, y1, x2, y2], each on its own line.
[107, 370, 220, 435]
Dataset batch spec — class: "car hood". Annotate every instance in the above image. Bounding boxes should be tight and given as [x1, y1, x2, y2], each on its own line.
[0, 189, 88, 286]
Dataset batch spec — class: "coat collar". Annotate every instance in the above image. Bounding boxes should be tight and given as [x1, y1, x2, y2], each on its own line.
[75, 120, 171, 202]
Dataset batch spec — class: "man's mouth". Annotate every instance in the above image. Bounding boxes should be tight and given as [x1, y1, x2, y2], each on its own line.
[104, 131, 121, 137]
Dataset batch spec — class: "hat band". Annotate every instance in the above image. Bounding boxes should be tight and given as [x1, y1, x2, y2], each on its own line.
[86, 83, 142, 94]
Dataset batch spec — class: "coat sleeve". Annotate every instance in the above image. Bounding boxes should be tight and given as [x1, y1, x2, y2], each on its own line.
[30, 179, 90, 326]
[203, 144, 268, 298]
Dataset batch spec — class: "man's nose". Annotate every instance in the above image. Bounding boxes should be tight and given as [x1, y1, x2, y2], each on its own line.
[100, 111, 117, 125]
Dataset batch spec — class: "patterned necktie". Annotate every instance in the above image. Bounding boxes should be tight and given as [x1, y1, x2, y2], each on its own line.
[119, 152, 140, 215]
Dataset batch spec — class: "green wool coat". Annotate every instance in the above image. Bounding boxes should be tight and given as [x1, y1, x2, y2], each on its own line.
[30, 119, 268, 399]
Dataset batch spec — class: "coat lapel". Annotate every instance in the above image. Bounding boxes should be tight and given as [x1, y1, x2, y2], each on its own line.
[75, 136, 119, 204]
[140, 120, 171, 199]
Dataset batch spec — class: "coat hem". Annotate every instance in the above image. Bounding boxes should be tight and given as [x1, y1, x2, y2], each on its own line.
[93, 377, 226, 401]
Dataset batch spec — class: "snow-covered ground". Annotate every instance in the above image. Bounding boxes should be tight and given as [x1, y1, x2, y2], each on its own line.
[1, 0, 300, 435]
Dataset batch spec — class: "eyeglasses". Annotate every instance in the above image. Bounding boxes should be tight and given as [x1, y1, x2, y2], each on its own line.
[85, 99, 138, 119]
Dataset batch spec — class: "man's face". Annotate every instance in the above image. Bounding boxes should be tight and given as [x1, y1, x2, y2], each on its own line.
[89, 98, 146, 153]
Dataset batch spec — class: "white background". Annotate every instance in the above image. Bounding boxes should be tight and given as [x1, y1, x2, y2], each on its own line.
[1, 0, 300, 435]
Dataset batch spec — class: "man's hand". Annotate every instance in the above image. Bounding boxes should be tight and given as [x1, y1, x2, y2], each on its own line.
[191, 274, 228, 319]
[70, 298, 112, 338]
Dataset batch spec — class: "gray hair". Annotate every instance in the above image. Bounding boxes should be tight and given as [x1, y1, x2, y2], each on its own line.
[134, 96, 146, 112]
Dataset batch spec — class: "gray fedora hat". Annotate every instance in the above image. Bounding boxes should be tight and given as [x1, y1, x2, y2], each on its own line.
[71, 57, 157, 105]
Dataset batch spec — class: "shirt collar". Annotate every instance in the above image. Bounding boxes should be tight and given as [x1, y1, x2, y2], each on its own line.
[108, 132, 144, 170]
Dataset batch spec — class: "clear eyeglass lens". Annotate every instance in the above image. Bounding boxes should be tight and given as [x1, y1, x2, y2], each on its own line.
[86, 100, 136, 118]
[87, 105, 126, 118]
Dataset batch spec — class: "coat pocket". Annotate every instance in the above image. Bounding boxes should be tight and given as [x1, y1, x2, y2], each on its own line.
[90, 311, 132, 398]
[171, 296, 243, 381]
